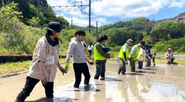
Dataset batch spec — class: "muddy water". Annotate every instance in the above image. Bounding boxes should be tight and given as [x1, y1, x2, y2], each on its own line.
[0, 60, 185, 102]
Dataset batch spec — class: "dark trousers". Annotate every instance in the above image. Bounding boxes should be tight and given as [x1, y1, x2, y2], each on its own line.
[88, 50, 92, 56]
[153, 57, 156, 65]
[94, 61, 106, 79]
[167, 58, 175, 64]
[73, 63, 91, 86]
[138, 61, 143, 69]
[130, 60, 136, 72]
[118, 58, 126, 74]
[146, 56, 151, 67]
[16, 77, 54, 102]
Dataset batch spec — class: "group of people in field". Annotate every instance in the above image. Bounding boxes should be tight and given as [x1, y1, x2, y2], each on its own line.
[117, 39, 157, 75]
[15, 22, 113, 102]
[15, 22, 175, 102]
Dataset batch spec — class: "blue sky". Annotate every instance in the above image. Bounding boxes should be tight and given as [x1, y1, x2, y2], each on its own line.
[47, 0, 185, 27]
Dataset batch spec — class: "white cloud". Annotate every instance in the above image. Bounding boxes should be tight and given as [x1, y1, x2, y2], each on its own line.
[64, 16, 110, 27]
[93, 17, 112, 27]
[47, 0, 185, 26]
[47, 0, 69, 6]
[168, 1, 185, 8]
[68, 11, 88, 19]
[65, 16, 89, 27]
[91, 0, 185, 18]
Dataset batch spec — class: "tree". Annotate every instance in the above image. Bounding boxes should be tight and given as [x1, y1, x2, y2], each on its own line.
[0, 0, 69, 28]
[150, 20, 184, 42]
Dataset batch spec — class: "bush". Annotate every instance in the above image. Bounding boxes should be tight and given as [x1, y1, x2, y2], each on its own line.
[0, 2, 43, 55]
[109, 46, 122, 52]
[154, 37, 185, 53]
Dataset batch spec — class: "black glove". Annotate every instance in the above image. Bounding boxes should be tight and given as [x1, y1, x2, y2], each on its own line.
[103, 48, 111, 53]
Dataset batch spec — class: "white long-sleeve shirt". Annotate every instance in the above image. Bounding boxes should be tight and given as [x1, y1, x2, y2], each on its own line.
[66, 37, 86, 63]
[88, 45, 93, 51]
[165, 52, 174, 59]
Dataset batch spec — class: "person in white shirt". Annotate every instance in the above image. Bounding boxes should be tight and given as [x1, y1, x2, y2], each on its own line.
[87, 43, 93, 59]
[165, 48, 175, 64]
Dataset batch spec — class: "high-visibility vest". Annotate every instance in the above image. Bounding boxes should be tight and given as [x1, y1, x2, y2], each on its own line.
[94, 42, 106, 61]
[130, 45, 140, 61]
[118, 44, 129, 61]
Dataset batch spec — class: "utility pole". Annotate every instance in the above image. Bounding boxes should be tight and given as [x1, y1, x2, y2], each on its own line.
[71, 19, 73, 29]
[2, 0, 4, 6]
[89, 0, 91, 33]
[37, 0, 40, 27]
[96, 21, 98, 38]
[51, 0, 92, 33]
[37, 0, 39, 17]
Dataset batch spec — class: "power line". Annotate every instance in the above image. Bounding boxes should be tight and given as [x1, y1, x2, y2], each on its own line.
[51, 0, 92, 33]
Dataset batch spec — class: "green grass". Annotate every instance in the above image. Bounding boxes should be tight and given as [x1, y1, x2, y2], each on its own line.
[154, 52, 185, 55]
[0, 61, 31, 75]
[155, 59, 185, 64]
[0, 58, 66, 76]
[0, 55, 184, 76]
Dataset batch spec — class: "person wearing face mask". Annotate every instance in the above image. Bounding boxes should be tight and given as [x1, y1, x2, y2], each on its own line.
[66, 30, 92, 88]
[16, 22, 66, 102]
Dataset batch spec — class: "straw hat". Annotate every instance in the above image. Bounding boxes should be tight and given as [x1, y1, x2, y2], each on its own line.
[167, 48, 172, 51]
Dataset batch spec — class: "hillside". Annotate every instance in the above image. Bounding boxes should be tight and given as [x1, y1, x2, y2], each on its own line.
[0, 0, 69, 28]
[157, 12, 185, 22]
[0, 1, 185, 54]
[172, 12, 185, 22]
[99, 15, 185, 52]
[0, 2, 96, 55]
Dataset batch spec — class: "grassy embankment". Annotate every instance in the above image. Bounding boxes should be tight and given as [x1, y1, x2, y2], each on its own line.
[0, 52, 184, 76]
[0, 58, 66, 76]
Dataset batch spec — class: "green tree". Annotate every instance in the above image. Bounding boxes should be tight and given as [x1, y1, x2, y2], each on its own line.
[150, 20, 184, 42]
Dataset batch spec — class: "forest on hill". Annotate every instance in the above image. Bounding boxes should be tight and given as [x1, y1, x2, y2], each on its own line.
[0, 1, 95, 55]
[0, 0, 185, 55]
[99, 18, 185, 52]
[0, 0, 69, 27]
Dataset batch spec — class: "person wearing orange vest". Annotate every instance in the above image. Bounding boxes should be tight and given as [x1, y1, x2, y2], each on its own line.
[118, 39, 133, 75]
[129, 41, 145, 72]
[94, 35, 113, 80]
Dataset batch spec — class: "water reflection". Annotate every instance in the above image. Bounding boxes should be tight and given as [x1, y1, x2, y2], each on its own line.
[1, 62, 185, 102]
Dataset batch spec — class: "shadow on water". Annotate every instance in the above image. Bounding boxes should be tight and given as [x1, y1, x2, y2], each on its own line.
[95, 83, 103, 86]
[67, 85, 101, 92]
[104, 77, 122, 82]
[25, 97, 74, 102]
[126, 73, 144, 76]
[83, 85, 101, 92]
[143, 68, 158, 70]
[171, 62, 178, 65]
[135, 70, 156, 74]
